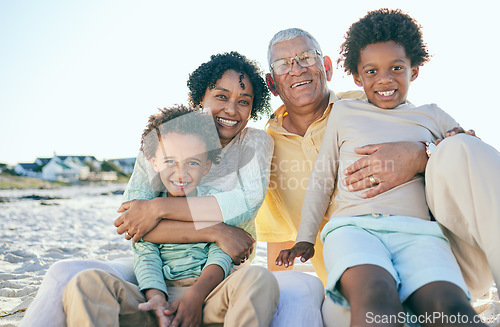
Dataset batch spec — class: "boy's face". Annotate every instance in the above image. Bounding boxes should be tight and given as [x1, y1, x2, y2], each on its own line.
[149, 133, 212, 197]
[353, 41, 419, 109]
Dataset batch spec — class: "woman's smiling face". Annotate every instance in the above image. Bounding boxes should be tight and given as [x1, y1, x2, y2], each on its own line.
[201, 69, 254, 147]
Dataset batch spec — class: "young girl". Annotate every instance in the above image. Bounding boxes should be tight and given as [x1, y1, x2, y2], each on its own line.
[277, 9, 485, 326]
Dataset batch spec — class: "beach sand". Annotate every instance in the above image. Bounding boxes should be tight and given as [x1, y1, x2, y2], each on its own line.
[1, 185, 499, 326]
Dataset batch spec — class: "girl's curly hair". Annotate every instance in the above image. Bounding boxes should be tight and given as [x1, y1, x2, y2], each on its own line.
[187, 51, 271, 120]
[141, 104, 221, 164]
[339, 8, 430, 75]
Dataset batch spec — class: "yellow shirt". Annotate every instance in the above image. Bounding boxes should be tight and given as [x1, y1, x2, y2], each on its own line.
[255, 90, 365, 284]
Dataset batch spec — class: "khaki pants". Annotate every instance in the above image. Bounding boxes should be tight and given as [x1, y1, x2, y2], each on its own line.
[426, 134, 500, 298]
[63, 266, 279, 327]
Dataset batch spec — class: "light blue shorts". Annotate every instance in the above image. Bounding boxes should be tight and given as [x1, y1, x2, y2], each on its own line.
[321, 215, 470, 308]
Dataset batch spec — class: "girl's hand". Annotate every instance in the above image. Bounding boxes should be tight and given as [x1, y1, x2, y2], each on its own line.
[275, 241, 315, 268]
[115, 199, 162, 242]
[164, 289, 204, 327]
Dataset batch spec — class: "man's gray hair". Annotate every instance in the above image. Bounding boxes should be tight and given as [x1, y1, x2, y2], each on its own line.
[267, 28, 323, 69]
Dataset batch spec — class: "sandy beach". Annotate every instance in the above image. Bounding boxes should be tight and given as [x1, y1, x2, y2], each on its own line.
[1, 185, 499, 326]
[0, 184, 273, 326]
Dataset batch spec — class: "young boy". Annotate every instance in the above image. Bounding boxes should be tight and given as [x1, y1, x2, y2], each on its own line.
[133, 105, 278, 327]
[63, 105, 279, 327]
[277, 9, 485, 326]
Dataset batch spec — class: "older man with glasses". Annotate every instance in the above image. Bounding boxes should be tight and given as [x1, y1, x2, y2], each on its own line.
[256, 27, 500, 326]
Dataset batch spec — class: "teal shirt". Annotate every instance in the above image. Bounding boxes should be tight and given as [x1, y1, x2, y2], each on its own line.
[132, 185, 233, 296]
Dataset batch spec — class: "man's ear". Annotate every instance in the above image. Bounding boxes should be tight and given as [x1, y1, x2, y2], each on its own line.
[266, 73, 279, 96]
[353, 73, 363, 87]
[149, 158, 159, 173]
[410, 66, 419, 82]
[203, 160, 212, 176]
[323, 56, 333, 82]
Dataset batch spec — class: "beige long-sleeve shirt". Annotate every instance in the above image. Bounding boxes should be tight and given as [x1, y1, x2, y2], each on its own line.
[296, 99, 458, 244]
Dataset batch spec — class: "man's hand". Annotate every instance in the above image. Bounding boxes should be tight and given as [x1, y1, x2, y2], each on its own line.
[138, 290, 172, 327]
[275, 241, 315, 268]
[343, 141, 427, 198]
[211, 223, 255, 265]
[164, 288, 204, 327]
[115, 199, 162, 242]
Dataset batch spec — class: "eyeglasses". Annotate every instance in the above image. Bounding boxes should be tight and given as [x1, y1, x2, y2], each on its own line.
[270, 50, 322, 76]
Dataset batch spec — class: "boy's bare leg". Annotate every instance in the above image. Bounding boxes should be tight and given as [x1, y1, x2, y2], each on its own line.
[405, 281, 486, 326]
[339, 264, 403, 327]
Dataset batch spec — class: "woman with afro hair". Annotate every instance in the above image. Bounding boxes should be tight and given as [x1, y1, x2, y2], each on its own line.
[22, 52, 290, 326]
[118, 51, 273, 258]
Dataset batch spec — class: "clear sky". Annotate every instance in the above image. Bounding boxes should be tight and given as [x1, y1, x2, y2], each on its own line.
[1, 0, 499, 165]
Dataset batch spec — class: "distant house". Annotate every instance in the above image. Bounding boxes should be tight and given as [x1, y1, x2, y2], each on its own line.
[40, 157, 88, 181]
[34, 157, 52, 166]
[13, 154, 131, 182]
[14, 163, 42, 178]
[58, 155, 101, 172]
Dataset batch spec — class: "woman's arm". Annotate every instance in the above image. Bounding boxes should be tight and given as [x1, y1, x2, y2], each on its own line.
[116, 149, 225, 241]
[115, 196, 223, 242]
[115, 129, 274, 238]
[142, 220, 255, 264]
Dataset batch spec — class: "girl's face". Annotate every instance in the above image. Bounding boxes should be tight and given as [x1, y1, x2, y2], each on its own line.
[201, 69, 254, 147]
[353, 41, 419, 109]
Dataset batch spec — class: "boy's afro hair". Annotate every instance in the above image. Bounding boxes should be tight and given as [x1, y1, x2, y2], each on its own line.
[339, 8, 430, 75]
[140, 104, 221, 164]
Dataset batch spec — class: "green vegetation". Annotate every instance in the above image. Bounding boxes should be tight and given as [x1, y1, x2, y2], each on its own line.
[33, 163, 47, 172]
[0, 169, 130, 189]
[116, 174, 131, 184]
[101, 160, 131, 182]
[101, 160, 121, 172]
